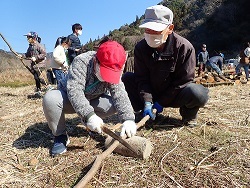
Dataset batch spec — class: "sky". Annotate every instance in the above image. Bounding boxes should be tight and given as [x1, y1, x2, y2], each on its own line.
[0, 0, 160, 53]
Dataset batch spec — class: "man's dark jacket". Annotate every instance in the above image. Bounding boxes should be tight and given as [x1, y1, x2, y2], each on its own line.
[67, 33, 82, 64]
[134, 32, 196, 106]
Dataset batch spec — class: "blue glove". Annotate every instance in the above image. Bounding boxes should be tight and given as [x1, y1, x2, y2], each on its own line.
[152, 102, 163, 113]
[143, 102, 156, 120]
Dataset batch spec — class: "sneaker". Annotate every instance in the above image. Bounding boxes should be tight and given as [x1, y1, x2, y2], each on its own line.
[182, 119, 198, 128]
[51, 134, 70, 156]
[34, 91, 42, 98]
[46, 85, 55, 92]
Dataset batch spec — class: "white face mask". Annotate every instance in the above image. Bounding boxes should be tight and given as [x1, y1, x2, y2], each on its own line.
[95, 63, 104, 82]
[77, 30, 82, 36]
[144, 33, 166, 48]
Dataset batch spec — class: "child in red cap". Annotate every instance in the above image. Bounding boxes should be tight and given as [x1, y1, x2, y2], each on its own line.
[43, 39, 136, 156]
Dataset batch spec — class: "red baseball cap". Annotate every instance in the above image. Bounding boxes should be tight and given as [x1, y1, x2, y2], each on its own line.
[96, 41, 126, 84]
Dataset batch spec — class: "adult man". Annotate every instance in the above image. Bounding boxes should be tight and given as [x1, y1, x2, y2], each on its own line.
[43, 40, 137, 156]
[67, 23, 83, 65]
[122, 5, 209, 127]
[206, 54, 227, 81]
[20, 31, 47, 95]
[236, 42, 250, 81]
[197, 44, 209, 76]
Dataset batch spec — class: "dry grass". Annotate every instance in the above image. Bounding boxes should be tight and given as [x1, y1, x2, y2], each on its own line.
[0, 68, 48, 87]
[0, 83, 249, 188]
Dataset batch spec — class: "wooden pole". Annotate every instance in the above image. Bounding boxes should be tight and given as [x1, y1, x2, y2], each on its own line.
[0, 32, 48, 86]
[74, 114, 152, 188]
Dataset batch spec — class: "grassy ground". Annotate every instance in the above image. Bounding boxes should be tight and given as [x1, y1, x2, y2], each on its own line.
[0, 69, 46, 87]
[0, 83, 249, 188]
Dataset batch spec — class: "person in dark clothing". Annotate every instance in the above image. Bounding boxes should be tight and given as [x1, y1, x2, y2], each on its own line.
[122, 5, 209, 127]
[19, 31, 47, 94]
[67, 23, 83, 65]
[235, 42, 250, 81]
[197, 44, 209, 76]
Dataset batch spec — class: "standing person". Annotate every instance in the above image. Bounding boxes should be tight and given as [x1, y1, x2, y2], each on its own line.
[122, 5, 209, 127]
[197, 44, 209, 76]
[51, 37, 70, 83]
[43, 40, 137, 156]
[67, 23, 83, 65]
[235, 42, 250, 81]
[19, 31, 47, 95]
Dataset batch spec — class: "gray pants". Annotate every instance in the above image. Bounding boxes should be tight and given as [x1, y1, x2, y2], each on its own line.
[122, 72, 209, 121]
[42, 90, 116, 136]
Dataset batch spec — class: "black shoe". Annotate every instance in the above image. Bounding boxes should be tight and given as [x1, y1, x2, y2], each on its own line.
[182, 119, 198, 128]
[135, 111, 143, 123]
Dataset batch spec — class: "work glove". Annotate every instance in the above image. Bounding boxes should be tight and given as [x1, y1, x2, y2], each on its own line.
[152, 102, 163, 113]
[31, 56, 36, 62]
[120, 120, 137, 138]
[143, 102, 156, 120]
[17, 54, 23, 59]
[63, 63, 69, 71]
[86, 114, 104, 134]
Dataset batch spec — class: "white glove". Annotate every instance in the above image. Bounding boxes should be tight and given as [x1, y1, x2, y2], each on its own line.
[86, 114, 103, 134]
[17, 54, 23, 59]
[120, 120, 137, 138]
[31, 56, 36, 62]
[63, 62, 69, 70]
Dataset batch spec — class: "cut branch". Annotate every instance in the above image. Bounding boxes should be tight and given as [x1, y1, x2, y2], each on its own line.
[74, 114, 152, 188]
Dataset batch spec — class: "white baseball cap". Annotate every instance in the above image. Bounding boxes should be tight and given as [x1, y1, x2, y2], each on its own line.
[139, 5, 173, 31]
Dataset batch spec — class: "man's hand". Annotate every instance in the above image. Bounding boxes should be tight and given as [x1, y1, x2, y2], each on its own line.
[86, 114, 104, 134]
[120, 120, 137, 138]
[152, 102, 163, 113]
[17, 54, 23, 59]
[31, 56, 36, 62]
[143, 102, 156, 120]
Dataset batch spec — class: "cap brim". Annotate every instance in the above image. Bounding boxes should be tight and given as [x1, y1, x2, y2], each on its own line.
[139, 22, 168, 31]
[100, 66, 122, 84]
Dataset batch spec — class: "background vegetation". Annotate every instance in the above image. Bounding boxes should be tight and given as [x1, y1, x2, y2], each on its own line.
[84, 0, 250, 57]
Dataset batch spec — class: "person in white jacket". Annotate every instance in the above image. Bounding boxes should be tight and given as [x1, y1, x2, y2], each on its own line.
[51, 37, 70, 83]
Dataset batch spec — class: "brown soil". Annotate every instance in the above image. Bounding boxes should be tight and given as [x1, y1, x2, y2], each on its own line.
[0, 84, 249, 187]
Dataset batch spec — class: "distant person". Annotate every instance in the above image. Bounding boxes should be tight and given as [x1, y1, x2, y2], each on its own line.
[122, 5, 209, 127]
[67, 23, 83, 65]
[206, 54, 227, 81]
[43, 40, 137, 156]
[197, 44, 209, 76]
[51, 37, 70, 83]
[236, 42, 250, 81]
[18, 31, 47, 95]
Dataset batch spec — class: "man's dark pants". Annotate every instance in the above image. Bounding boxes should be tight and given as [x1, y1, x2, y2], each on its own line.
[122, 72, 209, 121]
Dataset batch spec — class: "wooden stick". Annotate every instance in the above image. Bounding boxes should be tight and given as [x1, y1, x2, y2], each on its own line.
[201, 81, 234, 87]
[0, 32, 48, 86]
[74, 114, 151, 188]
[0, 33, 33, 74]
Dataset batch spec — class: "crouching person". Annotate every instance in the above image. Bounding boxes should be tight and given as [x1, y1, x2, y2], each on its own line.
[43, 40, 136, 156]
[122, 5, 209, 127]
